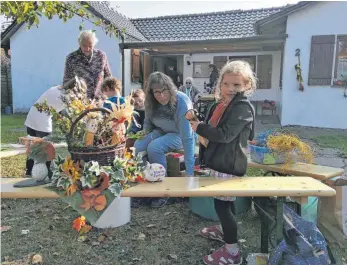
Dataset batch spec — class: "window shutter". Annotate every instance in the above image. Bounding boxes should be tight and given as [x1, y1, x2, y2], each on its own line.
[143, 52, 151, 86]
[257, 55, 272, 89]
[308, 35, 335, 86]
[132, 49, 140, 82]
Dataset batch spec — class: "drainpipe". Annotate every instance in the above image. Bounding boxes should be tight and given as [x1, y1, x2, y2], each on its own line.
[120, 34, 125, 96]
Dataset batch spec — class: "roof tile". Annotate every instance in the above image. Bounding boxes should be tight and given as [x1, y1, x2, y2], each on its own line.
[130, 7, 284, 42]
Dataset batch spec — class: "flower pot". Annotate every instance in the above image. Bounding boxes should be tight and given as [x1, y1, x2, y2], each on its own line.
[93, 197, 131, 228]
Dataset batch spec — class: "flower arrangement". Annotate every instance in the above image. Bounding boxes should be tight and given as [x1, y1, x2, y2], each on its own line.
[49, 151, 148, 224]
[34, 76, 137, 149]
[249, 130, 313, 167]
[33, 76, 147, 225]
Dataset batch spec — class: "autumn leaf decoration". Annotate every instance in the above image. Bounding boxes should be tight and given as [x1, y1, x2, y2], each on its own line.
[26, 141, 56, 163]
[72, 216, 92, 235]
[79, 172, 109, 212]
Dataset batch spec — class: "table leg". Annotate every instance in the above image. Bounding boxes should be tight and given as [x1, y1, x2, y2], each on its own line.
[258, 198, 269, 253]
[276, 197, 284, 245]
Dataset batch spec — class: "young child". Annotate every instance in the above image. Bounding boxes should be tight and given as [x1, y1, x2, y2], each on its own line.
[24, 85, 65, 176]
[101, 77, 125, 110]
[129, 88, 146, 134]
[126, 88, 146, 149]
[187, 60, 256, 265]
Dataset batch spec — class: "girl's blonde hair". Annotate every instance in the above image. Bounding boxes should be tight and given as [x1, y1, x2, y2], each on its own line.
[214, 60, 257, 101]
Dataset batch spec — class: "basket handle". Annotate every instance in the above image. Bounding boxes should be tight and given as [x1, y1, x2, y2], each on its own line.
[68, 107, 111, 143]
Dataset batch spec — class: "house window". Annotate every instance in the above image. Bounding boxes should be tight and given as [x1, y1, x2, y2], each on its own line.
[229, 56, 256, 72]
[308, 34, 347, 86]
[228, 55, 272, 89]
[333, 35, 347, 86]
[213, 56, 227, 70]
[193, 62, 210, 78]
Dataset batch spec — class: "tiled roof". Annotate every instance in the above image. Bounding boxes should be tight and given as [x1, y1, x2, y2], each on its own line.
[88, 1, 148, 41]
[1, 2, 148, 42]
[130, 7, 285, 42]
[1, 19, 14, 34]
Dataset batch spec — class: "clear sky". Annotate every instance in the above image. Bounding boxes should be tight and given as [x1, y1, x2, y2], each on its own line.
[110, 0, 299, 19]
[0, 0, 299, 26]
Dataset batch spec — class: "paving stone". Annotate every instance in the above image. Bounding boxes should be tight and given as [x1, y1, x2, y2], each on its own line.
[314, 156, 345, 168]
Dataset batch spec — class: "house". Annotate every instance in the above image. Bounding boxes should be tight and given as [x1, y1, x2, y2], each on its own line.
[0, 1, 146, 112]
[123, 1, 347, 129]
[2, 1, 346, 129]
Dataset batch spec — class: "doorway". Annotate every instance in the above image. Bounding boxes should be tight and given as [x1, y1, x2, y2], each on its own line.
[152, 55, 184, 87]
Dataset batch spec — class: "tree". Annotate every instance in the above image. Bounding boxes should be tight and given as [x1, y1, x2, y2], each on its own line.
[0, 1, 122, 37]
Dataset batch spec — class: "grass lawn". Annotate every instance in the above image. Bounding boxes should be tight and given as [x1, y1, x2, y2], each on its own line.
[312, 134, 347, 157]
[1, 114, 26, 145]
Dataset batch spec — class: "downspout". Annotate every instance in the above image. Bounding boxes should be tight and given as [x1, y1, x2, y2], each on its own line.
[120, 34, 125, 96]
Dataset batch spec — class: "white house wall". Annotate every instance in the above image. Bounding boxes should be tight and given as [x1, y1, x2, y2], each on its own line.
[123, 49, 142, 96]
[281, 1, 347, 129]
[10, 16, 121, 112]
[182, 51, 282, 103]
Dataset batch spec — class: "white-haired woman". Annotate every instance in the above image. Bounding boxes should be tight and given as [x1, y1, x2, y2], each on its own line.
[134, 72, 196, 208]
[178, 77, 202, 105]
[63, 30, 112, 99]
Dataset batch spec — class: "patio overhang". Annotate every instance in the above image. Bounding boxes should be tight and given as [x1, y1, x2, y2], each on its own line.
[120, 34, 287, 54]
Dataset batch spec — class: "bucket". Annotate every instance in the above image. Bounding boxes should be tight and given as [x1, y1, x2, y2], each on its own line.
[301, 196, 318, 224]
[189, 196, 252, 221]
[248, 144, 286, 165]
[94, 197, 131, 228]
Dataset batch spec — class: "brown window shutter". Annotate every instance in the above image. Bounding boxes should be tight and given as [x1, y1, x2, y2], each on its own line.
[308, 35, 335, 86]
[256, 55, 272, 89]
[143, 52, 151, 86]
[132, 49, 140, 82]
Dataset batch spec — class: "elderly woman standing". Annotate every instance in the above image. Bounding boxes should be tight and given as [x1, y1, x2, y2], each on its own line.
[134, 72, 196, 208]
[63, 30, 112, 99]
[178, 77, 202, 105]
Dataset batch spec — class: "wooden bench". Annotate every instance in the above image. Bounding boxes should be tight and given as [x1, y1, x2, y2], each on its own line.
[1, 176, 336, 253]
[247, 160, 344, 181]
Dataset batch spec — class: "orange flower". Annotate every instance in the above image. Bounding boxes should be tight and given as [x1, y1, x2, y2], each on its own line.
[80, 190, 107, 212]
[66, 184, 78, 196]
[72, 216, 86, 232]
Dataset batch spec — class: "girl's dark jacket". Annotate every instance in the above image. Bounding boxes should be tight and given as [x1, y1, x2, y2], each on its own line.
[197, 93, 255, 176]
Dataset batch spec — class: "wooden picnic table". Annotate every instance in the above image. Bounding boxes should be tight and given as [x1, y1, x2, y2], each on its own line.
[1, 176, 336, 253]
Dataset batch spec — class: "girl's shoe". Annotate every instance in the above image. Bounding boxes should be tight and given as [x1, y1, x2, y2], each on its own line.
[203, 246, 242, 265]
[199, 225, 224, 242]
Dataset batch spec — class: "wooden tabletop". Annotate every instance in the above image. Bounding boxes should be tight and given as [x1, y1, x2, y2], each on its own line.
[198, 95, 215, 101]
[247, 160, 344, 181]
[1, 177, 336, 199]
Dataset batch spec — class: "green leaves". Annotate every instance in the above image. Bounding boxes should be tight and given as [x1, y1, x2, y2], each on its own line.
[0, 1, 120, 37]
[112, 156, 127, 170]
[81, 161, 100, 188]
[108, 182, 123, 197]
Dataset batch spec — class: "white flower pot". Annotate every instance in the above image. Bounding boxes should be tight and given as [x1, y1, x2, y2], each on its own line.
[94, 197, 131, 228]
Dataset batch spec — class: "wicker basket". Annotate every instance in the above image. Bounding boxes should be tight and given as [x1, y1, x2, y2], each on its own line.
[67, 108, 126, 166]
